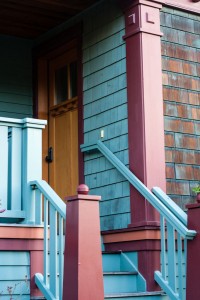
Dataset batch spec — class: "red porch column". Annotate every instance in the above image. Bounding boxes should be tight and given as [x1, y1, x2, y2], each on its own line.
[63, 185, 104, 300]
[123, 0, 166, 227]
[186, 202, 200, 300]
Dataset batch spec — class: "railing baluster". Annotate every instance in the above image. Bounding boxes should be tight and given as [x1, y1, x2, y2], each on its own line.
[167, 222, 176, 293]
[0, 126, 8, 209]
[35, 188, 42, 225]
[177, 233, 184, 300]
[50, 204, 57, 298]
[59, 215, 64, 300]
[44, 197, 49, 286]
[184, 238, 187, 300]
[8, 127, 22, 210]
[160, 215, 166, 280]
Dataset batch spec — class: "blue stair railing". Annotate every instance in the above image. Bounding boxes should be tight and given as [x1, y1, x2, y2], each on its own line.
[81, 140, 196, 300]
[30, 180, 66, 300]
[152, 187, 189, 300]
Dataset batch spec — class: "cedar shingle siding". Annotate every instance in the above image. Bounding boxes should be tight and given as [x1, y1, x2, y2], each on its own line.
[83, 1, 130, 231]
[161, 7, 200, 208]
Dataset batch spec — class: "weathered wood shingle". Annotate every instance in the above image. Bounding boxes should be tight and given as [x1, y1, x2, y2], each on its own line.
[83, 1, 130, 231]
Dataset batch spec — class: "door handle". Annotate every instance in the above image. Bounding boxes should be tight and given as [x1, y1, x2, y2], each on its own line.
[46, 147, 53, 163]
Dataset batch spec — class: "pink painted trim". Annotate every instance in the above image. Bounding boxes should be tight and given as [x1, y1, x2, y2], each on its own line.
[103, 229, 161, 244]
[0, 226, 44, 239]
[0, 239, 44, 250]
[104, 240, 161, 252]
[65, 194, 101, 202]
[120, 0, 163, 10]
[138, 0, 163, 8]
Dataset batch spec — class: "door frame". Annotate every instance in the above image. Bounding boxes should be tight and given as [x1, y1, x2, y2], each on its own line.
[32, 24, 84, 187]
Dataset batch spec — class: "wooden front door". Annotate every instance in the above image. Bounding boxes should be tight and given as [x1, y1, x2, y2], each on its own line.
[47, 48, 79, 200]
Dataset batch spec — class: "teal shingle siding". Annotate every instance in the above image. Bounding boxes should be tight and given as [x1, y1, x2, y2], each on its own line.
[82, 0, 130, 231]
[161, 7, 200, 209]
[0, 35, 33, 118]
[0, 251, 30, 299]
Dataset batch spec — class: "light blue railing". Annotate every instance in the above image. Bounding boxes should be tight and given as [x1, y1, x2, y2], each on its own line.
[30, 180, 66, 300]
[0, 117, 46, 223]
[81, 140, 196, 300]
[152, 187, 189, 300]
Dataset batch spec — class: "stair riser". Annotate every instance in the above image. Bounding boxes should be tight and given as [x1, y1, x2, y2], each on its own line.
[102, 253, 138, 272]
[104, 275, 137, 294]
[103, 254, 121, 272]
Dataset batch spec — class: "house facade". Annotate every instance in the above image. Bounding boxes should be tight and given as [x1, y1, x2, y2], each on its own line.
[0, 0, 199, 299]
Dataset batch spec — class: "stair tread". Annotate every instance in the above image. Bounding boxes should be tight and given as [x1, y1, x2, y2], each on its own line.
[105, 291, 166, 298]
[102, 250, 123, 254]
[104, 271, 138, 275]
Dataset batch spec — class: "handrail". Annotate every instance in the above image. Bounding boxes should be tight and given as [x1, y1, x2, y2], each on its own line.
[81, 141, 196, 239]
[30, 180, 66, 219]
[81, 140, 196, 300]
[30, 180, 66, 300]
[152, 186, 187, 226]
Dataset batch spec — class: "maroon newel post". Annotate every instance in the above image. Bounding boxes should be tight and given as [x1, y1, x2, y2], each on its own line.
[62, 184, 104, 300]
[186, 202, 200, 300]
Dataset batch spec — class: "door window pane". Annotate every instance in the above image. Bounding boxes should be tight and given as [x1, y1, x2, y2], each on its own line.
[55, 65, 68, 104]
[70, 61, 77, 98]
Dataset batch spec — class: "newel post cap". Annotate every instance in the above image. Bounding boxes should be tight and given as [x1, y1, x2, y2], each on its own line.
[77, 184, 89, 195]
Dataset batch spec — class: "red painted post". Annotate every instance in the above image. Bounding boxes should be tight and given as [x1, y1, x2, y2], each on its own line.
[122, 1, 165, 291]
[123, 0, 166, 229]
[186, 202, 200, 300]
[62, 185, 104, 300]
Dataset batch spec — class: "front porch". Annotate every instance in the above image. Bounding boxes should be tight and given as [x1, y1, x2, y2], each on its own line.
[0, 0, 199, 299]
[0, 116, 199, 300]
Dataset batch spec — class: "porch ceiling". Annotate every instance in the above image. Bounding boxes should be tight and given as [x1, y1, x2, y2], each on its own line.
[0, 0, 101, 39]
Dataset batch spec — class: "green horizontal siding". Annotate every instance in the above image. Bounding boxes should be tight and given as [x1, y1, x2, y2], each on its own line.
[84, 73, 127, 104]
[83, 45, 126, 76]
[0, 251, 30, 298]
[0, 35, 33, 118]
[83, 0, 130, 231]
[100, 197, 130, 215]
[101, 213, 131, 231]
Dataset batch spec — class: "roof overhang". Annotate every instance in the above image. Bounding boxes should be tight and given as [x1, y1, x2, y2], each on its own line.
[0, 0, 102, 39]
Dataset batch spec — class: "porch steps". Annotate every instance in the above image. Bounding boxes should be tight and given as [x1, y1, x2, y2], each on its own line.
[102, 252, 169, 300]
